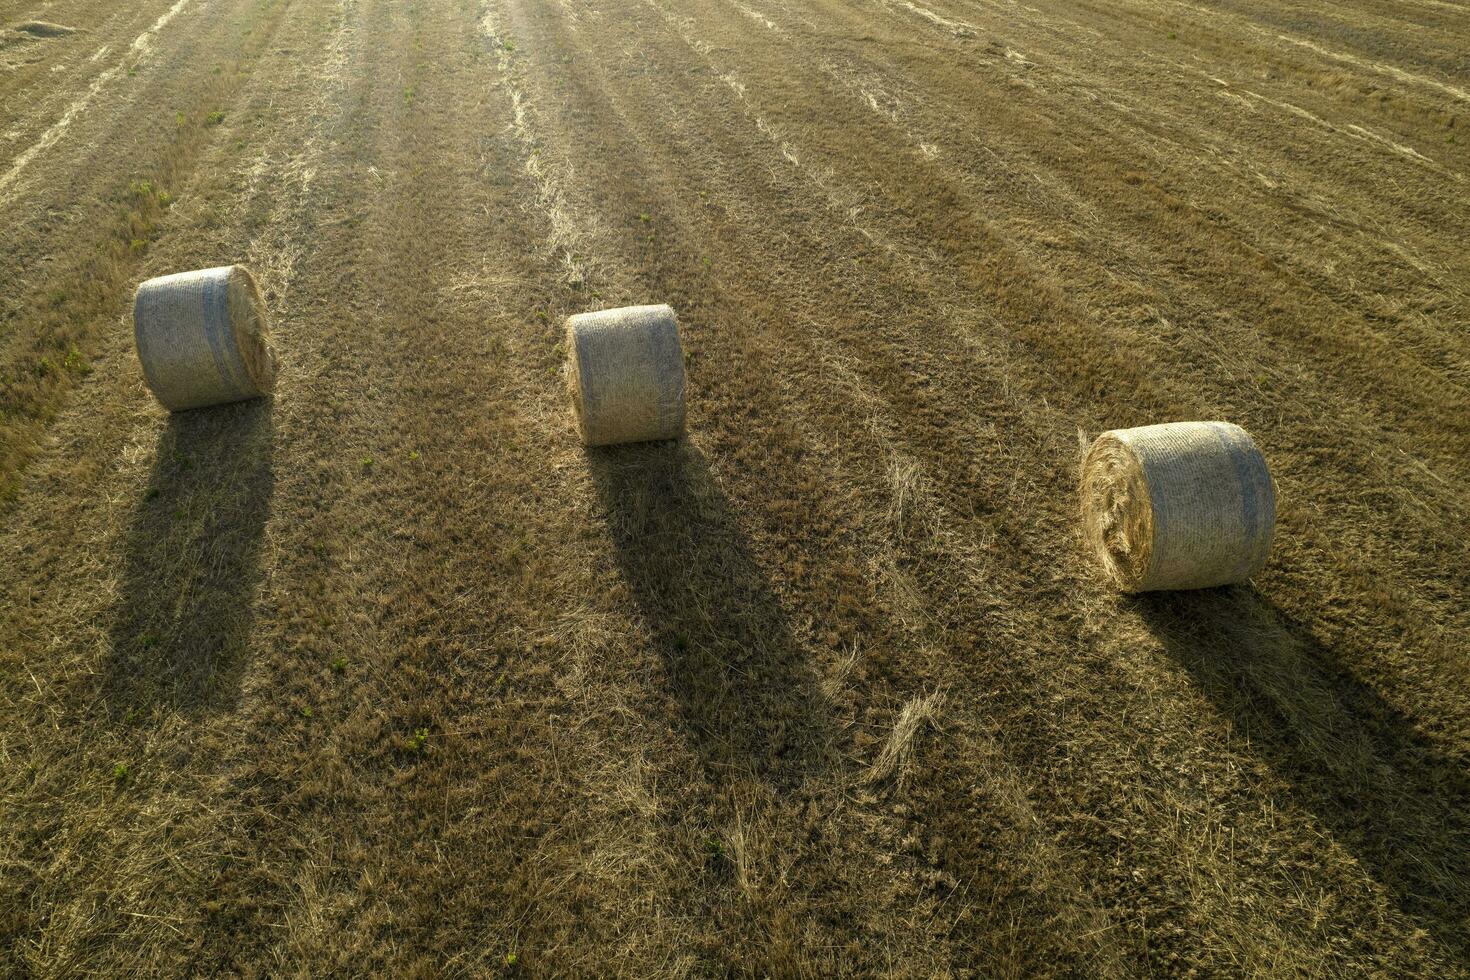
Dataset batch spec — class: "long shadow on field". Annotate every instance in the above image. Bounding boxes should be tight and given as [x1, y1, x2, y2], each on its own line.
[1139, 587, 1470, 963]
[589, 441, 832, 791]
[105, 399, 275, 716]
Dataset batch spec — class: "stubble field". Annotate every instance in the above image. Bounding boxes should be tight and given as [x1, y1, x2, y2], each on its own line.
[1, 0, 1467, 973]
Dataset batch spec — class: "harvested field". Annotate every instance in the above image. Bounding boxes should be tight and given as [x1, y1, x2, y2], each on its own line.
[0, 0, 1467, 973]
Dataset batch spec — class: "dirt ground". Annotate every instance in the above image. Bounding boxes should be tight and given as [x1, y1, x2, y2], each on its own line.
[1, 0, 1467, 973]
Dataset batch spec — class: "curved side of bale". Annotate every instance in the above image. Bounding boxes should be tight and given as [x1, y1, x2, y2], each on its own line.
[566, 304, 685, 447]
[133, 265, 277, 412]
[1080, 421, 1276, 591]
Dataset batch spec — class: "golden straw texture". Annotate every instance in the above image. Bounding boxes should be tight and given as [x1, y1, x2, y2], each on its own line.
[1080, 421, 1276, 591]
[566, 304, 685, 446]
[133, 265, 277, 412]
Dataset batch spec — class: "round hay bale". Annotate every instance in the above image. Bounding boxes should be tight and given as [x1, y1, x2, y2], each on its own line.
[1080, 421, 1276, 592]
[566, 304, 685, 446]
[133, 265, 277, 412]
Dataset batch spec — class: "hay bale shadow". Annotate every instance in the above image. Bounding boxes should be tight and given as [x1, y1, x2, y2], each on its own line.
[14, 21, 79, 39]
[588, 441, 832, 790]
[105, 399, 275, 716]
[1137, 587, 1470, 963]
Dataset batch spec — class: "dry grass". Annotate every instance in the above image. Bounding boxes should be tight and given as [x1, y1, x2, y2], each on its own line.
[866, 690, 946, 788]
[0, 0, 293, 501]
[1, 0, 1468, 973]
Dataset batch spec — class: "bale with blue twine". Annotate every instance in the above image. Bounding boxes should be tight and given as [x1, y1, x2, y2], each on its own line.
[133, 265, 277, 412]
[1080, 421, 1276, 591]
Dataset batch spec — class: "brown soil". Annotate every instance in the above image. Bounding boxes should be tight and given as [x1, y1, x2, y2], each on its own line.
[1, 0, 1467, 973]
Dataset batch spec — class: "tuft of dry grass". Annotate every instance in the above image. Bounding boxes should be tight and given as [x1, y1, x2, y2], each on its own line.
[867, 690, 946, 788]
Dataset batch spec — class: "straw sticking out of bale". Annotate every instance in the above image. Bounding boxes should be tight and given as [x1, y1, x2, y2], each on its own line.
[1080, 421, 1276, 592]
[133, 265, 277, 412]
[566, 304, 685, 446]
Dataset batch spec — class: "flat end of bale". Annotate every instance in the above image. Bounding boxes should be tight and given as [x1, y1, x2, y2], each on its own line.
[1080, 431, 1154, 592]
[226, 265, 278, 397]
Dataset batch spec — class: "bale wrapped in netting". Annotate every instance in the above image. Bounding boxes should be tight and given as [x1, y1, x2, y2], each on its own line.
[133, 264, 277, 412]
[566, 304, 685, 446]
[1080, 421, 1276, 592]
